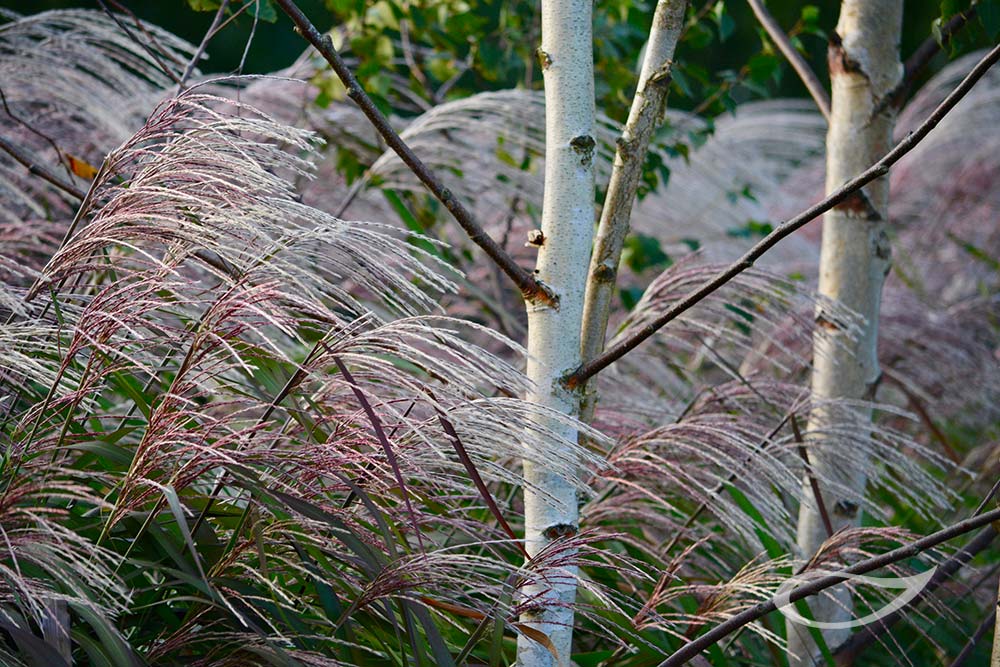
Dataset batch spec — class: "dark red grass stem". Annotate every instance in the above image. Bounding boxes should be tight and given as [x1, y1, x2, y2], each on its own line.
[433, 405, 528, 558]
[333, 355, 425, 553]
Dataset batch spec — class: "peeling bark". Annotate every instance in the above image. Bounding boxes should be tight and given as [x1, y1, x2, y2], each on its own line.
[789, 2, 903, 664]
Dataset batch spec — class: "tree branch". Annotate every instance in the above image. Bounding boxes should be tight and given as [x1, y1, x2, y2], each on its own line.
[746, 0, 831, 120]
[563, 42, 1000, 390]
[832, 525, 997, 665]
[657, 505, 1000, 667]
[96, 0, 183, 85]
[0, 136, 85, 200]
[0, 136, 238, 282]
[901, 8, 977, 98]
[948, 600, 996, 667]
[875, 7, 977, 116]
[272, 0, 556, 306]
[178, 0, 231, 89]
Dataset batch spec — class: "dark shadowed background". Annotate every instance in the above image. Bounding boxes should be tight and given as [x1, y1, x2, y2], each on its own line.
[1, 1, 964, 108]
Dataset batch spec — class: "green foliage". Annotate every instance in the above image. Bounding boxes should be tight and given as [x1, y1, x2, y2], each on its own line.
[726, 219, 773, 239]
[979, 0, 1000, 40]
[186, 0, 278, 22]
[622, 233, 672, 275]
[2, 3, 1000, 667]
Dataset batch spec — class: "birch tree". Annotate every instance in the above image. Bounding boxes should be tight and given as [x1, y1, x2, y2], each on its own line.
[516, 0, 594, 664]
[789, 2, 904, 663]
[0, 3, 999, 667]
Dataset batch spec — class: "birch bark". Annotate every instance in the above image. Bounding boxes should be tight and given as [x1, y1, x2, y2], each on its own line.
[789, 2, 902, 664]
[992, 580, 1000, 667]
[517, 0, 595, 665]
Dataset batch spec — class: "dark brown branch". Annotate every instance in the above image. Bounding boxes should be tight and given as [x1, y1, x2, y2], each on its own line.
[792, 413, 834, 538]
[96, 0, 183, 86]
[746, 0, 830, 120]
[832, 525, 997, 665]
[179, 0, 231, 88]
[564, 42, 1000, 389]
[948, 601, 996, 667]
[883, 368, 962, 464]
[0, 137, 237, 281]
[902, 9, 977, 96]
[657, 505, 1000, 667]
[0, 87, 77, 184]
[272, 0, 556, 306]
[0, 136, 86, 200]
[877, 8, 978, 116]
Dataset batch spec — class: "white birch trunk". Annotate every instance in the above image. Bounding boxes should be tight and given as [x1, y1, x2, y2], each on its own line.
[992, 579, 1000, 667]
[517, 0, 594, 664]
[788, 2, 902, 664]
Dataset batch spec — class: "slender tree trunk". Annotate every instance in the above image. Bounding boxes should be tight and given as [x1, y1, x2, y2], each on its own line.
[789, 2, 902, 664]
[579, 0, 686, 371]
[991, 578, 1000, 667]
[517, 0, 594, 665]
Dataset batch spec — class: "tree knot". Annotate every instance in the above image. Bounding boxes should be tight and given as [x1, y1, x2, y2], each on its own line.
[570, 135, 596, 167]
[535, 48, 552, 70]
[543, 523, 578, 540]
[525, 229, 546, 247]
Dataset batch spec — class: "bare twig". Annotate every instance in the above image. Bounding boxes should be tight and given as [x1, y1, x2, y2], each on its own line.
[272, 0, 555, 306]
[872, 8, 978, 118]
[791, 413, 834, 538]
[0, 136, 85, 200]
[832, 525, 997, 665]
[0, 87, 76, 183]
[974, 475, 1000, 517]
[948, 600, 996, 667]
[657, 505, 1000, 667]
[179, 0, 231, 89]
[564, 42, 1000, 389]
[399, 20, 432, 101]
[883, 368, 962, 464]
[96, 0, 183, 85]
[906, 8, 977, 82]
[900, 8, 977, 104]
[235, 0, 260, 77]
[746, 0, 831, 120]
[207, 0, 257, 39]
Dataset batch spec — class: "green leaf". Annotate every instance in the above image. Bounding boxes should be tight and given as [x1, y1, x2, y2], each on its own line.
[947, 231, 1000, 271]
[0, 618, 70, 667]
[619, 286, 645, 310]
[671, 67, 695, 98]
[252, 0, 278, 23]
[980, 0, 1000, 39]
[70, 602, 145, 667]
[186, 0, 221, 10]
[727, 219, 773, 239]
[374, 35, 395, 65]
[622, 233, 671, 273]
[748, 53, 781, 86]
[801, 5, 820, 25]
[685, 21, 714, 50]
[712, 2, 735, 42]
